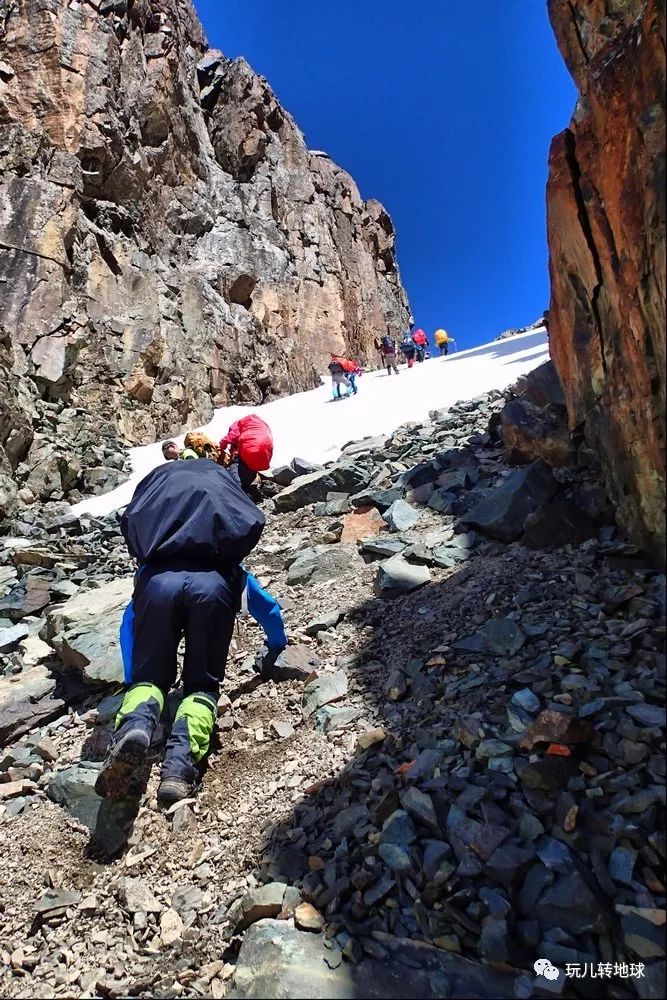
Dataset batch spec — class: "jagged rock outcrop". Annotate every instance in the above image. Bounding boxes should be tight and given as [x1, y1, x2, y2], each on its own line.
[0, 0, 410, 512]
[546, 0, 666, 566]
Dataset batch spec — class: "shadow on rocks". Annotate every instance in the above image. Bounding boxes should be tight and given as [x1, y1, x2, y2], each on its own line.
[247, 533, 665, 999]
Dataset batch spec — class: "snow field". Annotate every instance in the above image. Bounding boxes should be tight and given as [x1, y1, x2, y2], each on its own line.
[72, 328, 549, 517]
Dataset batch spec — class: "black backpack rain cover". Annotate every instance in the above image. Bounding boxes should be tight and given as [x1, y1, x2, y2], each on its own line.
[120, 460, 265, 566]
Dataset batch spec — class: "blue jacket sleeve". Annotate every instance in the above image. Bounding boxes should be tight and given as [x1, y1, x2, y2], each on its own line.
[245, 572, 288, 650]
[119, 599, 135, 685]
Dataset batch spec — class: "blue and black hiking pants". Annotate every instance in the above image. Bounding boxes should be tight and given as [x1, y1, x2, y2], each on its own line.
[116, 561, 242, 783]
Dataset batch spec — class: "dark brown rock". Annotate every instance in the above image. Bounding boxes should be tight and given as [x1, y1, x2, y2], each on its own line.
[546, 0, 666, 565]
[501, 398, 575, 467]
[520, 710, 593, 751]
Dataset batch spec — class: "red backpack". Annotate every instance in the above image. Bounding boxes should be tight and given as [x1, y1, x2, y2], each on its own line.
[220, 415, 274, 472]
[412, 328, 427, 346]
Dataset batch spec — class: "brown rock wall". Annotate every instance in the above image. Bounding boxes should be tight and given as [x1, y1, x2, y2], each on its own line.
[546, 0, 666, 564]
[0, 0, 410, 507]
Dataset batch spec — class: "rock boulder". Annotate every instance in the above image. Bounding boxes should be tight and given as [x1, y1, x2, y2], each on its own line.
[42, 578, 133, 685]
[463, 461, 557, 542]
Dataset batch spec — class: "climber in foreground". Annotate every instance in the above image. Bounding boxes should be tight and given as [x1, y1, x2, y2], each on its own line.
[96, 417, 281, 807]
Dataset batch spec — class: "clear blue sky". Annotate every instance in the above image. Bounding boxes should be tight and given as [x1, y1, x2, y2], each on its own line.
[195, 0, 576, 350]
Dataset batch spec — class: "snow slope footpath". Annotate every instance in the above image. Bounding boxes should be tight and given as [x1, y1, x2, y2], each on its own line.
[73, 328, 549, 517]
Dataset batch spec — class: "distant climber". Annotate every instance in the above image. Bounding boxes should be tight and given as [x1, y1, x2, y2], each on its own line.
[330, 354, 362, 395]
[380, 333, 399, 375]
[95, 458, 271, 807]
[328, 357, 352, 399]
[184, 431, 220, 462]
[411, 327, 428, 362]
[373, 336, 386, 370]
[162, 440, 198, 461]
[400, 333, 416, 368]
[434, 329, 452, 356]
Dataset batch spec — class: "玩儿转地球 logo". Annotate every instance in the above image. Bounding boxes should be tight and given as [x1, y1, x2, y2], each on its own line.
[534, 959, 560, 981]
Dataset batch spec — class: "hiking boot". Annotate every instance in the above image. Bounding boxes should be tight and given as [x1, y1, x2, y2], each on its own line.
[157, 692, 216, 808]
[95, 726, 151, 800]
[157, 775, 195, 807]
[95, 682, 164, 800]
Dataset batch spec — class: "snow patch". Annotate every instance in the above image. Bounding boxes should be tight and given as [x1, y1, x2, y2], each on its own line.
[72, 328, 549, 518]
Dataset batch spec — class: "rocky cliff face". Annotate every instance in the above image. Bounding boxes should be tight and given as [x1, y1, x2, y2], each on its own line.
[546, 0, 666, 565]
[0, 0, 410, 515]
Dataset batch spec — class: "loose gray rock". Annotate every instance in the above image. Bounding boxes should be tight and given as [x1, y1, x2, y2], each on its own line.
[463, 460, 557, 541]
[302, 671, 348, 717]
[42, 578, 133, 685]
[0, 623, 30, 653]
[228, 919, 522, 998]
[375, 556, 431, 596]
[382, 499, 422, 532]
[305, 609, 346, 635]
[47, 762, 135, 856]
[228, 882, 288, 933]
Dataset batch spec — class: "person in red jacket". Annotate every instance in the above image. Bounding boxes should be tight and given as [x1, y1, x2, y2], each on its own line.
[330, 354, 362, 394]
[219, 415, 274, 488]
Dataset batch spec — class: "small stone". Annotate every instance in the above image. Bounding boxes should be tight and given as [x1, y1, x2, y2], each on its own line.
[621, 912, 666, 959]
[294, 902, 324, 932]
[304, 609, 345, 636]
[35, 889, 82, 914]
[363, 874, 395, 907]
[476, 738, 513, 759]
[383, 499, 423, 532]
[356, 727, 386, 751]
[228, 882, 288, 933]
[512, 688, 540, 713]
[120, 878, 163, 914]
[536, 838, 572, 874]
[0, 624, 30, 653]
[480, 916, 510, 963]
[0, 779, 37, 800]
[479, 887, 511, 917]
[302, 670, 348, 717]
[609, 846, 637, 886]
[616, 790, 658, 814]
[379, 809, 417, 847]
[33, 737, 58, 763]
[332, 804, 368, 839]
[378, 842, 413, 874]
[270, 719, 295, 739]
[625, 703, 665, 728]
[481, 617, 525, 655]
[384, 669, 409, 702]
[399, 786, 440, 835]
[160, 908, 184, 947]
[171, 884, 204, 917]
[375, 555, 431, 595]
[520, 710, 593, 750]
